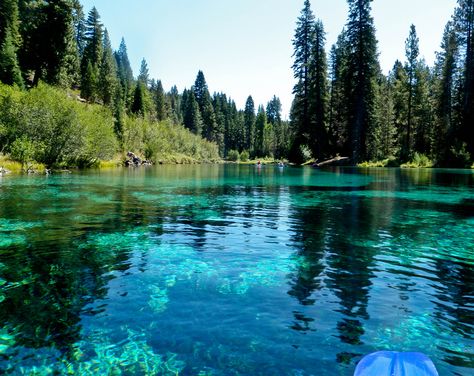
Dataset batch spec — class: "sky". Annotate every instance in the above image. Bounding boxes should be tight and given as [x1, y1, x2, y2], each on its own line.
[80, 0, 457, 118]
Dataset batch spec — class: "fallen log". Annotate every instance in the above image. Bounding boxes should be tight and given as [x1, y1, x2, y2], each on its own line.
[313, 156, 350, 168]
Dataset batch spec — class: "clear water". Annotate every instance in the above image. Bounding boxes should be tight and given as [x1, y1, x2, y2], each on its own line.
[0, 165, 473, 375]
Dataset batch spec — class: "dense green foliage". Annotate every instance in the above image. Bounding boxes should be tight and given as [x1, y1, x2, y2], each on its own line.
[0, 83, 117, 167]
[0, 1, 287, 166]
[0, 83, 219, 168]
[290, 0, 474, 167]
[1, 0, 473, 167]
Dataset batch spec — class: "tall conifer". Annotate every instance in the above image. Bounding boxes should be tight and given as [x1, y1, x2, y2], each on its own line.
[345, 0, 379, 163]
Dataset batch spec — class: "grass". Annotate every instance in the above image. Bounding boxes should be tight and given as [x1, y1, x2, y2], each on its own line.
[98, 159, 122, 169]
[0, 155, 22, 173]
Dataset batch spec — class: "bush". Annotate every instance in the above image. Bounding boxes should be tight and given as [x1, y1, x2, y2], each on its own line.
[227, 150, 239, 162]
[448, 143, 471, 168]
[0, 83, 117, 168]
[122, 117, 220, 163]
[401, 153, 433, 168]
[358, 156, 399, 168]
[9, 136, 36, 168]
[240, 150, 249, 162]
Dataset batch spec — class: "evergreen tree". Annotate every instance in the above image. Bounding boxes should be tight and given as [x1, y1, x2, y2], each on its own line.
[81, 61, 97, 101]
[0, 0, 23, 87]
[368, 77, 397, 160]
[82, 7, 103, 68]
[455, 0, 474, 156]
[193, 70, 209, 111]
[192, 71, 219, 145]
[328, 30, 350, 155]
[81, 7, 103, 100]
[154, 80, 166, 121]
[413, 61, 435, 155]
[71, 0, 85, 57]
[167, 85, 182, 125]
[244, 96, 256, 153]
[182, 89, 203, 135]
[137, 58, 149, 87]
[99, 29, 118, 106]
[266, 96, 286, 158]
[389, 60, 409, 160]
[254, 105, 267, 157]
[131, 82, 146, 116]
[345, 0, 379, 163]
[404, 24, 420, 160]
[115, 38, 134, 104]
[290, 0, 315, 162]
[434, 22, 458, 163]
[309, 20, 329, 160]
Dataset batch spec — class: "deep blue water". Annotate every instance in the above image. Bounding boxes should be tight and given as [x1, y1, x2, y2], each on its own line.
[0, 165, 473, 375]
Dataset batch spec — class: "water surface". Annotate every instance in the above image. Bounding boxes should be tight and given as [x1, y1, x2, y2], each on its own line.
[0, 165, 473, 375]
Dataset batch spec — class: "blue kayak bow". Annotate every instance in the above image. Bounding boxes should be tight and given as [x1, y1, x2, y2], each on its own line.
[354, 351, 439, 376]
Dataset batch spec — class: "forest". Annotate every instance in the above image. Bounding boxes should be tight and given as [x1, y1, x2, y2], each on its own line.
[0, 0, 473, 169]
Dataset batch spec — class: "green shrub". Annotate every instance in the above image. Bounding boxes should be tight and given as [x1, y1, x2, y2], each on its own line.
[240, 150, 249, 162]
[358, 156, 399, 168]
[448, 143, 471, 168]
[0, 83, 220, 168]
[122, 117, 220, 163]
[0, 83, 117, 168]
[9, 136, 36, 168]
[227, 150, 239, 162]
[401, 153, 433, 168]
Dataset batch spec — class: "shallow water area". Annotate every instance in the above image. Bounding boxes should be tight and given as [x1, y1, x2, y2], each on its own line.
[0, 165, 473, 375]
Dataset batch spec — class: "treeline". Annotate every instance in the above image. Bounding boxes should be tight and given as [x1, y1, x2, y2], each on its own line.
[0, 0, 290, 166]
[291, 0, 474, 167]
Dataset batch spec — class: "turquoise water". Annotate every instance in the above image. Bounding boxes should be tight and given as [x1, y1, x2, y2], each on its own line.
[0, 165, 473, 375]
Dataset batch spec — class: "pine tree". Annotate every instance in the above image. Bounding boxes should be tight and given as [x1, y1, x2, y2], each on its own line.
[131, 82, 146, 116]
[99, 29, 118, 106]
[266, 96, 285, 158]
[244, 96, 256, 153]
[390, 60, 409, 160]
[71, 0, 85, 57]
[82, 7, 103, 67]
[81, 7, 103, 100]
[168, 85, 181, 125]
[455, 0, 474, 156]
[0, 28, 24, 87]
[413, 61, 435, 155]
[154, 80, 166, 121]
[115, 38, 134, 105]
[368, 77, 397, 160]
[192, 71, 218, 144]
[193, 70, 208, 111]
[290, 0, 315, 162]
[309, 20, 329, 160]
[404, 24, 420, 160]
[328, 30, 350, 155]
[0, 0, 23, 87]
[345, 0, 379, 163]
[81, 61, 97, 101]
[254, 105, 267, 157]
[182, 89, 203, 135]
[137, 58, 149, 87]
[434, 22, 458, 163]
